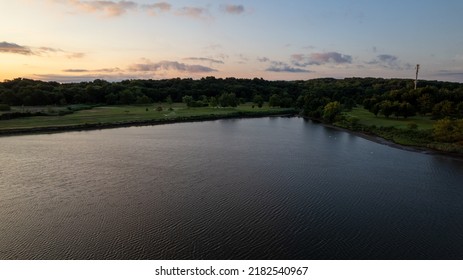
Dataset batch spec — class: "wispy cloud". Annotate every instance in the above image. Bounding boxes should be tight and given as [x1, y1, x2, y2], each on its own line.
[175, 6, 210, 19]
[0, 41, 34, 55]
[223, 4, 244, 14]
[257, 57, 270, 63]
[129, 60, 217, 73]
[62, 67, 121, 73]
[142, 2, 171, 16]
[367, 54, 412, 70]
[66, 52, 86, 59]
[184, 57, 224, 64]
[310, 52, 352, 64]
[37, 47, 63, 53]
[62, 69, 89, 73]
[67, 0, 137, 17]
[33, 73, 143, 83]
[55, 2, 244, 20]
[1, 41, 84, 58]
[236, 54, 249, 64]
[266, 61, 311, 73]
[55, 60, 217, 82]
[291, 52, 352, 66]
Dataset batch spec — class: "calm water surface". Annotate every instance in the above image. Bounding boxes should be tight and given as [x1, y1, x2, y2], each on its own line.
[1, 117, 462, 259]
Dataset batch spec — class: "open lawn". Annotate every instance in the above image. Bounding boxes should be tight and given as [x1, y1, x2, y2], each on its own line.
[344, 107, 435, 130]
[0, 103, 291, 131]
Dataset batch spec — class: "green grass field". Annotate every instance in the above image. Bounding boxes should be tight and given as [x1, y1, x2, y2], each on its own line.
[0, 103, 291, 131]
[343, 107, 435, 130]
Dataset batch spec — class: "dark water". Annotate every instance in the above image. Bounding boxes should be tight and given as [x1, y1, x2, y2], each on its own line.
[1, 117, 463, 260]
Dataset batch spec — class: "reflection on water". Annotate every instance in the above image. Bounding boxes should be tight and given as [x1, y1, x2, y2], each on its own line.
[0, 117, 462, 259]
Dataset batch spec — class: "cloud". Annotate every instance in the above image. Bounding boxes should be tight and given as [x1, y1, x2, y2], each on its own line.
[63, 69, 89, 72]
[0, 41, 34, 55]
[1, 41, 84, 58]
[290, 54, 306, 66]
[436, 70, 463, 76]
[291, 52, 352, 66]
[142, 2, 171, 16]
[55, 61, 216, 82]
[33, 73, 141, 83]
[237, 54, 249, 63]
[266, 61, 311, 73]
[62, 67, 121, 73]
[184, 57, 224, 64]
[223, 4, 244, 14]
[67, 0, 137, 17]
[95, 67, 123, 72]
[310, 52, 352, 64]
[66, 52, 86, 59]
[37, 47, 63, 53]
[377, 54, 398, 64]
[129, 60, 217, 73]
[367, 54, 412, 70]
[257, 57, 270, 63]
[175, 6, 210, 19]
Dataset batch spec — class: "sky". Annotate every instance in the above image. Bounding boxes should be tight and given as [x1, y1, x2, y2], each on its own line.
[1, 0, 463, 83]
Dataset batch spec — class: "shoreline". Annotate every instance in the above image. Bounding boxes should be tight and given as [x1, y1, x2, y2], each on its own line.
[0, 111, 296, 137]
[2, 111, 462, 160]
[306, 118, 463, 160]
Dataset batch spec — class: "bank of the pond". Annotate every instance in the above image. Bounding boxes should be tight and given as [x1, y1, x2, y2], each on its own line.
[308, 117, 463, 159]
[0, 109, 297, 137]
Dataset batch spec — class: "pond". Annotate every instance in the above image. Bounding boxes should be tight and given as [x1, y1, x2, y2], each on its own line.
[1, 117, 462, 259]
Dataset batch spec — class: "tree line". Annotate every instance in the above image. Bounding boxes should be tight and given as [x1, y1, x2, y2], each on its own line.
[1, 76, 462, 121]
[2, 76, 463, 147]
[363, 86, 463, 119]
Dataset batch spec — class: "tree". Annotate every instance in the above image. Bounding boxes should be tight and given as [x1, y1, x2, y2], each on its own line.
[253, 95, 264, 108]
[371, 103, 380, 117]
[268, 94, 281, 107]
[218, 92, 238, 107]
[182, 95, 194, 107]
[209, 96, 218, 108]
[379, 100, 393, 118]
[417, 93, 433, 115]
[165, 95, 173, 108]
[105, 93, 118, 105]
[432, 101, 454, 119]
[119, 89, 136, 104]
[280, 94, 293, 108]
[323, 101, 342, 122]
[398, 102, 416, 118]
[135, 95, 152, 104]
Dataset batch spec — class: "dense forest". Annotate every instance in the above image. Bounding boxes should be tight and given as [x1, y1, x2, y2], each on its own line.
[1, 77, 462, 114]
[1, 77, 463, 151]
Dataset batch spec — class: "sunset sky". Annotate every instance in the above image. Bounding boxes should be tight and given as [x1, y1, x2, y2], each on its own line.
[1, 0, 463, 83]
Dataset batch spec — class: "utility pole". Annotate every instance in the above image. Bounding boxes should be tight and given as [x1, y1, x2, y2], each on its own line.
[414, 64, 420, 90]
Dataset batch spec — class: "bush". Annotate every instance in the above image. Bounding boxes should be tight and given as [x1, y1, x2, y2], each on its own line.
[433, 118, 463, 143]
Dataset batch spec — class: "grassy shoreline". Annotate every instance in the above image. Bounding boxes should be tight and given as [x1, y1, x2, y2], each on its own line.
[2, 103, 462, 158]
[0, 104, 297, 136]
[333, 107, 463, 156]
